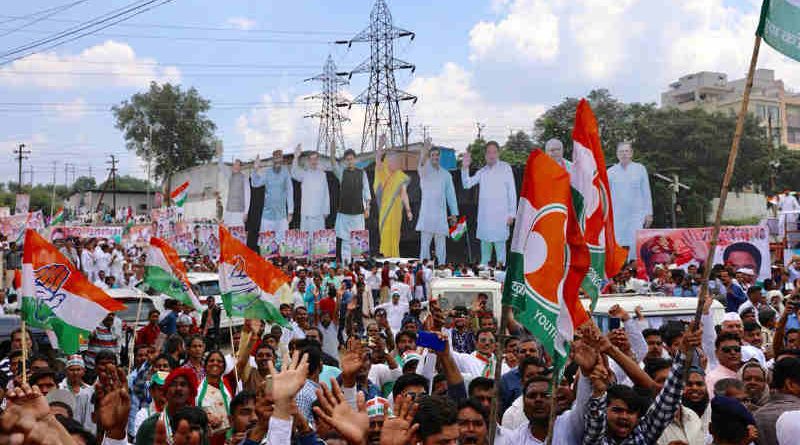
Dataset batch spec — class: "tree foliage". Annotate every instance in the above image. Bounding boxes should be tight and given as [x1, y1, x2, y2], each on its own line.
[99, 175, 155, 192]
[70, 176, 96, 194]
[112, 82, 217, 197]
[0, 183, 70, 216]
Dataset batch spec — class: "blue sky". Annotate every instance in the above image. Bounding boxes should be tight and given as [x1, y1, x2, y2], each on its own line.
[1, 0, 797, 185]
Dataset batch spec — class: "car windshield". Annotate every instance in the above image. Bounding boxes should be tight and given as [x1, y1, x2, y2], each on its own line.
[437, 291, 494, 313]
[114, 299, 156, 323]
[193, 281, 220, 297]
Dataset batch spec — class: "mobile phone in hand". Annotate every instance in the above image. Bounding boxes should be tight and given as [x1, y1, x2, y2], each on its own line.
[417, 330, 445, 352]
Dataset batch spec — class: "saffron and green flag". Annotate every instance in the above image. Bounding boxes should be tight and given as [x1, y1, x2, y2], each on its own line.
[50, 208, 64, 226]
[170, 181, 190, 207]
[21, 229, 126, 354]
[218, 225, 290, 326]
[502, 150, 590, 374]
[145, 237, 203, 311]
[757, 0, 800, 62]
[570, 99, 628, 310]
[449, 216, 467, 240]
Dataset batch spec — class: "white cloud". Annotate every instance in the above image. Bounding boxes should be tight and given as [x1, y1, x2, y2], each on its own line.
[0, 40, 181, 90]
[226, 17, 257, 30]
[52, 98, 88, 121]
[469, 0, 560, 64]
[406, 62, 546, 149]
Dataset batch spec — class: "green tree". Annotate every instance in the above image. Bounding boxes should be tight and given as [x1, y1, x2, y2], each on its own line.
[460, 138, 487, 168]
[500, 130, 534, 166]
[112, 82, 217, 202]
[70, 176, 97, 194]
[99, 175, 156, 192]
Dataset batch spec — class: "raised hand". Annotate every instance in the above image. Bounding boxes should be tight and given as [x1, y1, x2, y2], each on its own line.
[96, 364, 131, 439]
[680, 326, 703, 354]
[313, 378, 369, 445]
[608, 304, 630, 322]
[294, 143, 303, 157]
[589, 362, 610, 397]
[571, 339, 598, 374]
[268, 350, 309, 405]
[340, 340, 366, 387]
[380, 395, 419, 445]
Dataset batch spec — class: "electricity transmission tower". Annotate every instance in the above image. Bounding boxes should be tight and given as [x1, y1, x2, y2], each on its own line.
[304, 55, 349, 157]
[337, 0, 416, 153]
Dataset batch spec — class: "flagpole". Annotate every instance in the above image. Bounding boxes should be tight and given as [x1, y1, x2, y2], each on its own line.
[692, 35, 762, 348]
[228, 316, 240, 384]
[544, 371, 562, 445]
[20, 320, 27, 385]
[487, 305, 508, 445]
[128, 292, 145, 372]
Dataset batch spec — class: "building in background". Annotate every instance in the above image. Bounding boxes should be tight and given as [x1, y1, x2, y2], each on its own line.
[661, 68, 800, 150]
[64, 189, 150, 220]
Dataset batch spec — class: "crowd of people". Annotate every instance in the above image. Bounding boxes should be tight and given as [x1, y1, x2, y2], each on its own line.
[2, 222, 800, 445]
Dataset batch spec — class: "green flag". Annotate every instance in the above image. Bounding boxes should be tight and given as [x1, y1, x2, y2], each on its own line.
[757, 0, 800, 62]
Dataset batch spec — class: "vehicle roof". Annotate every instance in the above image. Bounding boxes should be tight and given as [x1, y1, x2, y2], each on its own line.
[430, 277, 501, 290]
[106, 287, 150, 299]
[187, 272, 219, 282]
[375, 257, 419, 264]
[584, 295, 723, 314]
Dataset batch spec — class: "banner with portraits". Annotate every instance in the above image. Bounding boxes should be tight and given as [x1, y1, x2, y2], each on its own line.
[0, 211, 44, 242]
[350, 230, 370, 258]
[258, 231, 279, 259]
[51, 226, 123, 241]
[311, 229, 336, 259]
[14, 194, 29, 214]
[280, 230, 310, 258]
[635, 225, 770, 280]
[126, 224, 154, 246]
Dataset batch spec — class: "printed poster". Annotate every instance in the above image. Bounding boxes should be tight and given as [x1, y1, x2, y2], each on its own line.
[636, 225, 770, 280]
[311, 229, 336, 258]
[0, 211, 44, 242]
[350, 230, 370, 258]
[14, 194, 29, 214]
[258, 231, 279, 258]
[50, 226, 123, 241]
[280, 229, 309, 258]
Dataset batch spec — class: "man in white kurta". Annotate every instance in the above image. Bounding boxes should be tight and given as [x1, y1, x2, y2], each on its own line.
[417, 142, 459, 263]
[291, 144, 330, 232]
[251, 150, 294, 241]
[607, 142, 652, 259]
[778, 190, 800, 237]
[217, 149, 250, 227]
[461, 141, 517, 266]
[331, 146, 371, 266]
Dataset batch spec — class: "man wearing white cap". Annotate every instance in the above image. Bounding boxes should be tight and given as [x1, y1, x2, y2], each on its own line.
[59, 355, 90, 397]
[366, 397, 392, 445]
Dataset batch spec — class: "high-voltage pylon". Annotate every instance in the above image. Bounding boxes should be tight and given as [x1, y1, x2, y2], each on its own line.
[336, 0, 416, 153]
[304, 55, 349, 156]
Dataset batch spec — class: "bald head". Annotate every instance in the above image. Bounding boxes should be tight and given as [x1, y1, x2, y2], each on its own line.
[545, 139, 564, 163]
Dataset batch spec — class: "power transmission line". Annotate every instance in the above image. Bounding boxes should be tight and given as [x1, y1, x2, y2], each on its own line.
[14, 143, 30, 192]
[0, 1, 88, 25]
[0, 0, 89, 39]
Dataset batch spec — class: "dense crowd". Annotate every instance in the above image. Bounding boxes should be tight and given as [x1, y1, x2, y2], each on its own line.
[0, 235, 800, 445]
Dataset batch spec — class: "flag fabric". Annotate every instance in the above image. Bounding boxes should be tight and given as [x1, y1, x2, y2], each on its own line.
[502, 150, 590, 374]
[170, 181, 190, 207]
[145, 237, 203, 311]
[570, 99, 629, 309]
[50, 208, 64, 226]
[218, 225, 290, 326]
[449, 216, 467, 240]
[20, 229, 126, 354]
[757, 0, 800, 62]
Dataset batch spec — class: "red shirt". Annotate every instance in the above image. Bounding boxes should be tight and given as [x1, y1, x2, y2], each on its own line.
[135, 323, 161, 346]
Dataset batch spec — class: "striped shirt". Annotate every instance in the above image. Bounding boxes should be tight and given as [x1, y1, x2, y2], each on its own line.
[84, 325, 119, 369]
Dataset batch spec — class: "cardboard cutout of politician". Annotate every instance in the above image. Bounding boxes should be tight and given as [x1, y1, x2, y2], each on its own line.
[461, 141, 516, 266]
[330, 141, 371, 266]
[291, 144, 330, 233]
[608, 142, 653, 259]
[417, 138, 459, 264]
[250, 149, 293, 242]
[544, 138, 573, 175]
[216, 142, 250, 226]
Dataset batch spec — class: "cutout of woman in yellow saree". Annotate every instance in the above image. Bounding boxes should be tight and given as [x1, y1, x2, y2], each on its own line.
[373, 134, 413, 257]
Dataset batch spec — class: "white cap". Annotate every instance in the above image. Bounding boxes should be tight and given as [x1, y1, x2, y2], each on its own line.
[737, 268, 755, 276]
[722, 312, 742, 323]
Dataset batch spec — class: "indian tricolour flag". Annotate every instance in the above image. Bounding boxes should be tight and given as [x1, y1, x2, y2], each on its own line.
[503, 150, 589, 374]
[21, 229, 126, 354]
[50, 208, 64, 226]
[145, 237, 203, 311]
[449, 216, 467, 240]
[171, 181, 190, 207]
[570, 99, 628, 310]
[218, 225, 289, 326]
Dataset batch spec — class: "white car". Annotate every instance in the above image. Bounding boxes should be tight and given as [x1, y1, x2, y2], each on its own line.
[429, 277, 502, 321]
[186, 272, 244, 330]
[582, 294, 725, 333]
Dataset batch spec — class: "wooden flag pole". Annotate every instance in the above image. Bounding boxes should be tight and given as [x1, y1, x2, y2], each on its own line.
[691, 35, 762, 343]
[487, 305, 508, 445]
[128, 292, 145, 372]
[228, 317, 240, 384]
[20, 319, 27, 385]
[544, 371, 562, 445]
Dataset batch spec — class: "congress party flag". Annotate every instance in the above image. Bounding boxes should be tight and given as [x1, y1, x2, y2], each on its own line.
[449, 216, 467, 241]
[502, 150, 590, 373]
[570, 99, 628, 309]
[145, 237, 203, 311]
[21, 229, 126, 354]
[50, 208, 64, 226]
[757, 0, 800, 62]
[170, 181, 190, 207]
[218, 225, 289, 326]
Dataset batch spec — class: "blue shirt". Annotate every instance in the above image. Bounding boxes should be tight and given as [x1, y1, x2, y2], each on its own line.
[786, 314, 800, 331]
[725, 283, 748, 313]
[251, 168, 293, 221]
[499, 368, 522, 414]
[158, 311, 177, 335]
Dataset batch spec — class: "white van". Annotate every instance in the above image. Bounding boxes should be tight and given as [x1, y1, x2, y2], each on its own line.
[430, 277, 502, 320]
[582, 294, 725, 333]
